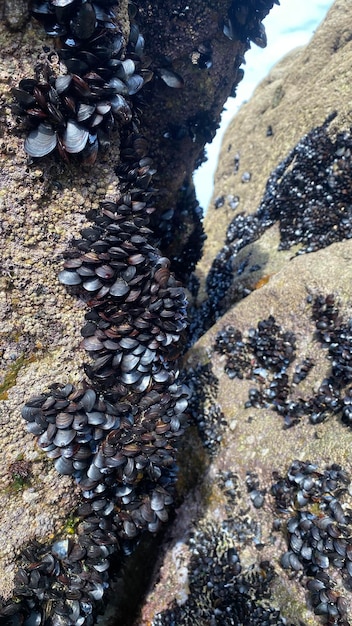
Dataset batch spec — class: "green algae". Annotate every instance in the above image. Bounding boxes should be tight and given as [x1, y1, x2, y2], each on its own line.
[0, 353, 36, 401]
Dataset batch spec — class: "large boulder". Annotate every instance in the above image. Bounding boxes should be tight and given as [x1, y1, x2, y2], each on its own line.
[0, 0, 277, 623]
[139, 1, 352, 624]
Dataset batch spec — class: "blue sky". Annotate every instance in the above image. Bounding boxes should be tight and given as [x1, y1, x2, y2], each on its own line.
[193, 0, 335, 211]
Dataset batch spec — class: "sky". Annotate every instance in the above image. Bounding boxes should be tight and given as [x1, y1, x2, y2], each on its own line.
[193, 0, 336, 211]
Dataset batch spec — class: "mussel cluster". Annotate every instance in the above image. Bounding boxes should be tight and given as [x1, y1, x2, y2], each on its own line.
[1, 127, 190, 622]
[214, 316, 300, 426]
[152, 519, 290, 626]
[2, 10, 194, 619]
[22, 375, 188, 524]
[246, 471, 266, 509]
[188, 211, 266, 345]
[1, 132, 190, 626]
[213, 295, 352, 430]
[310, 294, 352, 427]
[215, 315, 296, 379]
[150, 181, 206, 289]
[12, 0, 150, 161]
[59, 204, 187, 393]
[185, 362, 226, 455]
[190, 115, 352, 344]
[223, 0, 279, 49]
[3, 0, 292, 623]
[272, 460, 352, 624]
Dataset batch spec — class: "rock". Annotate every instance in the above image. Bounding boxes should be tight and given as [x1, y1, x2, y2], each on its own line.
[139, 1, 352, 624]
[201, 0, 352, 272]
[0, 0, 278, 623]
[193, 0, 352, 339]
[141, 241, 352, 625]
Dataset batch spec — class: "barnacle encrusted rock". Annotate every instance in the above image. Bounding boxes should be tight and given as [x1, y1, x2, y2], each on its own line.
[0, 0, 277, 619]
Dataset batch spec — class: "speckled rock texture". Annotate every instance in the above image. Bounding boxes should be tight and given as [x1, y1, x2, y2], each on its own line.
[0, 0, 271, 616]
[0, 16, 118, 600]
[140, 243, 352, 625]
[200, 0, 352, 282]
[138, 1, 352, 625]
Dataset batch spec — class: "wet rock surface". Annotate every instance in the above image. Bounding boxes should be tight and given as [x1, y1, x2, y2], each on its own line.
[0, 0, 278, 623]
[138, 1, 352, 625]
[142, 241, 352, 626]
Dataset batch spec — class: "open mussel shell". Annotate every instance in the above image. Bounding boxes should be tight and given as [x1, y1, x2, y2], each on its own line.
[63, 120, 89, 153]
[24, 123, 57, 157]
[108, 77, 128, 95]
[111, 95, 132, 124]
[126, 74, 144, 95]
[51, 538, 71, 560]
[77, 103, 96, 122]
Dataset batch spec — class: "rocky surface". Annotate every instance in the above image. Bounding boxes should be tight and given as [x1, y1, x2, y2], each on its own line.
[142, 242, 352, 625]
[0, 0, 277, 622]
[200, 0, 352, 283]
[138, 1, 352, 624]
[5, 0, 352, 624]
[0, 17, 103, 600]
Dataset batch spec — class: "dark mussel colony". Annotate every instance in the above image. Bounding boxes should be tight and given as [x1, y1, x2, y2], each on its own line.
[223, 0, 279, 49]
[10, 0, 279, 164]
[214, 314, 300, 428]
[2, 139, 190, 625]
[11, 0, 151, 162]
[3, 1, 192, 624]
[189, 113, 352, 344]
[2, 148, 189, 623]
[149, 181, 206, 291]
[152, 472, 292, 626]
[213, 294, 352, 431]
[272, 460, 352, 625]
[185, 362, 227, 455]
